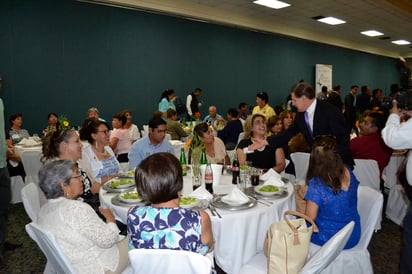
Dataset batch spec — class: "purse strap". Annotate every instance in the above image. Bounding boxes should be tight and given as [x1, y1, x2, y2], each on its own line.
[283, 210, 319, 245]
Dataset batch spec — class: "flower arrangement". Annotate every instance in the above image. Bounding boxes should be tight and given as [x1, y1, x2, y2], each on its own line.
[195, 112, 201, 125]
[58, 115, 70, 129]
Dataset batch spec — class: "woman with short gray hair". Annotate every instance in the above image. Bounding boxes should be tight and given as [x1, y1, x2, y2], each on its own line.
[37, 160, 128, 273]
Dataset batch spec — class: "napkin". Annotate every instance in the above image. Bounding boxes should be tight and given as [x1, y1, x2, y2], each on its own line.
[260, 169, 285, 187]
[18, 138, 39, 146]
[189, 186, 213, 200]
[222, 187, 249, 204]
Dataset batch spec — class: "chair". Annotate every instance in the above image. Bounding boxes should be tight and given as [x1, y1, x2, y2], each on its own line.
[25, 222, 76, 274]
[21, 182, 46, 222]
[300, 221, 355, 274]
[20, 150, 43, 184]
[386, 184, 409, 226]
[290, 152, 310, 185]
[353, 159, 380, 191]
[126, 249, 212, 274]
[10, 175, 24, 203]
[237, 132, 245, 144]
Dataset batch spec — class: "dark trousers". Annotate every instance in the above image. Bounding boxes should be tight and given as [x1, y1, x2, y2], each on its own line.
[0, 167, 11, 253]
[401, 204, 412, 274]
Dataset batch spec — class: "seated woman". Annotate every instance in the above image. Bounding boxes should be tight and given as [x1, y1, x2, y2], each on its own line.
[37, 160, 128, 273]
[190, 122, 230, 165]
[304, 135, 360, 249]
[266, 115, 284, 136]
[158, 89, 176, 119]
[109, 113, 131, 163]
[121, 109, 140, 143]
[237, 114, 285, 173]
[42, 129, 101, 210]
[166, 108, 189, 140]
[6, 113, 30, 178]
[80, 118, 120, 184]
[127, 153, 214, 255]
[42, 112, 59, 136]
[279, 110, 294, 130]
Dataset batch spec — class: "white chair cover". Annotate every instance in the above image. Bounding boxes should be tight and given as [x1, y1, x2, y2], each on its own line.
[237, 132, 245, 144]
[26, 222, 76, 274]
[10, 175, 24, 204]
[383, 154, 406, 189]
[126, 249, 212, 274]
[20, 150, 43, 184]
[386, 184, 409, 226]
[353, 159, 380, 191]
[300, 221, 355, 274]
[290, 152, 310, 185]
[308, 186, 383, 274]
[21, 182, 46, 222]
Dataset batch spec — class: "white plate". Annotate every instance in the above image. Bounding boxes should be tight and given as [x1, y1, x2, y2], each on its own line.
[109, 178, 134, 189]
[221, 195, 249, 206]
[254, 185, 283, 196]
[118, 192, 142, 204]
[179, 197, 199, 209]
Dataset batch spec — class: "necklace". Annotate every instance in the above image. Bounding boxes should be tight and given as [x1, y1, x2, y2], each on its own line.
[93, 146, 107, 156]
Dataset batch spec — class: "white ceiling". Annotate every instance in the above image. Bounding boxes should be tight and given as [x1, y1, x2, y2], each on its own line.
[85, 0, 412, 58]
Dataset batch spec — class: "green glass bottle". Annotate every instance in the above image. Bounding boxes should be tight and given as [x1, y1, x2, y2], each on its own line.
[200, 148, 208, 165]
[180, 148, 187, 176]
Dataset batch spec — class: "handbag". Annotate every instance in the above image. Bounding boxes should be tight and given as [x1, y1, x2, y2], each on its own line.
[293, 185, 308, 214]
[266, 210, 319, 274]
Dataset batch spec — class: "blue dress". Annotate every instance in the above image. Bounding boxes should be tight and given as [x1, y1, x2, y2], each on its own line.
[127, 206, 208, 255]
[304, 168, 361, 249]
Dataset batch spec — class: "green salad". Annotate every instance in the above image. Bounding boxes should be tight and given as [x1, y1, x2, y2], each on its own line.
[179, 197, 197, 206]
[121, 192, 140, 200]
[110, 179, 133, 189]
[259, 185, 279, 192]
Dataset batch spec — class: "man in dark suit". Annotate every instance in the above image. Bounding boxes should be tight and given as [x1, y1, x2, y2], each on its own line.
[249, 82, 354, 168]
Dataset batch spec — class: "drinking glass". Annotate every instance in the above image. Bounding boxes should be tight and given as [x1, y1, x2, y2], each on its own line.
[250, 167, 261, 186]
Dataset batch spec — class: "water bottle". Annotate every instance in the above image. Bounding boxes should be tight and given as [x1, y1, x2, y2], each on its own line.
[204, 161, 214, 194]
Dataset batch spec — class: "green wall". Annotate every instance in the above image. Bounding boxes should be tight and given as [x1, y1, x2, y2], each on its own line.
[0, 0, 399, 134]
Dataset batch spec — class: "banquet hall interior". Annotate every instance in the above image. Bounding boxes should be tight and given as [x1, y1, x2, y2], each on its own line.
[1, 0, 411, 273]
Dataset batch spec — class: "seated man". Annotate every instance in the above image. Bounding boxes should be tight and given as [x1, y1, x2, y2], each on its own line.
[350, 111, 393, 178]
[166, 109, 189, 140]
[203, 106, 226, 131]
[128, 117, 174, 170]
[217, 108, 243, 150]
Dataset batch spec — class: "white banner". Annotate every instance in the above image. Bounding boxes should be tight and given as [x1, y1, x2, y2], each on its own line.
[315, 64, 332, 94]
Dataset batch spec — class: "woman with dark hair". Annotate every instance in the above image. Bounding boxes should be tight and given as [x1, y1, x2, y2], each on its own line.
[121, 109, 140, 143]
[38, 160, 128, 273]
[127, 153, 214, 255]
[80, 118, 119, 184]
[42, 129, 101, 209]
[109, 113, 131, 163]
[237, 114, 285, 172]
[266, 115, 284, 136]
[251, 91, 276, 119]
[158, 89, 176, 118]
[304, 135, 360, 249]
[6, 113, 29, 177]
[42, 112, 59, 136]
[190, 122, 229, 165]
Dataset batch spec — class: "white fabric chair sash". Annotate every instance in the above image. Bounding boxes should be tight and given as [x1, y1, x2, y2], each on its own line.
[290, 152, 310, 185]
[10, 175, 24, 204]
[20, 150, 43, 184]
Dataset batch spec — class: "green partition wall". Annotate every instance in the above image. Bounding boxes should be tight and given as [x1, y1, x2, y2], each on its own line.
[0, 0, 398, 133]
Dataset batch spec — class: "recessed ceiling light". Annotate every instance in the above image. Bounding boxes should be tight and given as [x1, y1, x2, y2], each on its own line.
[317, 17, 346, 25]
[253, 0, 291, 9]
[392, 40, 411, 45]
[361, 30, 384, 37]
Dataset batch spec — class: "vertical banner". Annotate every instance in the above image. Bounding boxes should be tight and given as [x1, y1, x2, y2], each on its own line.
[315, 64, 332, 94]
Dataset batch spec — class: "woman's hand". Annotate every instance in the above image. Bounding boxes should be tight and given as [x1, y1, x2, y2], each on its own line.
[249, 138, 268, 151]
[99, 207, 116, 224]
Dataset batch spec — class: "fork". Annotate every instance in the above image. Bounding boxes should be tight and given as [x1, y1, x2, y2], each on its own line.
[209, 204, 222, 218]
[207, 205, 216, 216]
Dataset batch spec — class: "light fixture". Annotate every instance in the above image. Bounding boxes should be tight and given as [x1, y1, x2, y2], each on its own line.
[361, 30, 384, 37]
[253, 0, 290, 9]
[392, 40, 411, 45]
[317, 16, 346, 25]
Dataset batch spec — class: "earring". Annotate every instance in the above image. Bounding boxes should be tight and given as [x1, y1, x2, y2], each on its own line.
[95, 142, 98, 149]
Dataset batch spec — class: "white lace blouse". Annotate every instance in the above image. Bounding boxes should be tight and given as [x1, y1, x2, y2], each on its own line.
[38, 197, 120, 273]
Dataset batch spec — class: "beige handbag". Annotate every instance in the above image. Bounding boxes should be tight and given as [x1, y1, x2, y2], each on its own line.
[293, 185, 308, 214]
[266, 210, 319, 274]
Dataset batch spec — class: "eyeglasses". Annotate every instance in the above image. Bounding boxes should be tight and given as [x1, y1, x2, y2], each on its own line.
[97, 130, 109, 134]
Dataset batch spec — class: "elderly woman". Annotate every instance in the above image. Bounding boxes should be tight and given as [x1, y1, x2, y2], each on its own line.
[109, 113, 131, 163]
[42, 129, 101, 210]
[6, 113, 30, 177]
[127, 153, 214, 255]
[37, 160, 128, 273]
[80, 118, 119, 184]
[190, 122, 230, 165]
[237, 114, 285, 173]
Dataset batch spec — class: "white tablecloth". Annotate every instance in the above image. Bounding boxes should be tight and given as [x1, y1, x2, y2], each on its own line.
[14, 145, 42, 157]
[99, 173, 295, 274]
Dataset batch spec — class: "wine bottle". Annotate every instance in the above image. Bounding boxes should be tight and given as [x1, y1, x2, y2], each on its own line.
[204, 161, 214, 194]
[200, 148, 208, 165]
[179, 148, 187, 176]
[232, 154, 240, 184]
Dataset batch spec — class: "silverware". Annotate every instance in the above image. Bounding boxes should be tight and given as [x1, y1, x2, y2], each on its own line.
[256, 200, 271, 207]
[210, 204, 222, 218]
[207, 205, 216, 216]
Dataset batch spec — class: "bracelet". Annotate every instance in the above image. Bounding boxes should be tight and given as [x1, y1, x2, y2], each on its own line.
[243, 147, 254, 154]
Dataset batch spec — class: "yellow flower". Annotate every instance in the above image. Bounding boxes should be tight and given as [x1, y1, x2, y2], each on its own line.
[63, 121, 69, 127]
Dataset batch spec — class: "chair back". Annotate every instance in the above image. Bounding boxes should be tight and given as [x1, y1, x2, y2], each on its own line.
[356, 186, 383, 250]
[353, 159, 380, 191]
[10, 175, 25, 204]
[290, 152, 310, 185]
[25, 222, 76, 273]
[20, 150, 43, 184]
[237, 132, 245, 144]
[299, 221, 355, 274]
[21, 182, 46, 222]
[128, 249, 212, 274]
